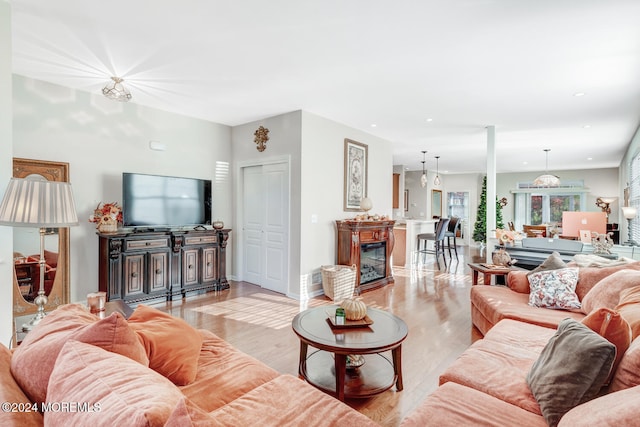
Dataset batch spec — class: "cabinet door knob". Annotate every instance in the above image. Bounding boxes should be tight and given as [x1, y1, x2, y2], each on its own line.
[206, 262, 211, 266]
[188, 265, 194, 269]
[155, 268, 162, 274]
[131, 272, 138, 278]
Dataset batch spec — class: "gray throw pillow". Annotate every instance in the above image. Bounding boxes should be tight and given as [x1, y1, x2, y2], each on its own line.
[528, 251, 567, 275]
[526, 318, 615, 427]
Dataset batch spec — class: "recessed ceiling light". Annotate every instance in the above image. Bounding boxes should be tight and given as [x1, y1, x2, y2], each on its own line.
[371, 124, 377, 128]
[426, 118, 433, 122]
[583, 125, 591, 129]
[573, 92, 586, 97]
[523, 161, 528, 165]
[587, 157, 593, 161]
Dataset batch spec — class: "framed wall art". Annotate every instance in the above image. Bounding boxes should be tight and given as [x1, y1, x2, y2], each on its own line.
[343, 139, 368, 211]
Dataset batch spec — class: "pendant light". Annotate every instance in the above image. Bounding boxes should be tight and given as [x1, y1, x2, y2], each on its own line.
[420, 151, 427, 188]
[434, 156, 441, 186]
[533, 149, 560, 187]
[102, 77, 132, 102]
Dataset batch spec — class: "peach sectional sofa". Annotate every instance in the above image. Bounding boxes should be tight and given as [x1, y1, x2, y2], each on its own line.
[1, 304, 378, 427]
[401, 258, 640, 426]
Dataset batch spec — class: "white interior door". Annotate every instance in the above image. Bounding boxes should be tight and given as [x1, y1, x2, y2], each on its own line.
[242, 162, 289, 294]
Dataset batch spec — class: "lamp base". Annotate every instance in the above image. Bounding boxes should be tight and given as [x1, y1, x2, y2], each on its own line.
[22, 311, 46, 332]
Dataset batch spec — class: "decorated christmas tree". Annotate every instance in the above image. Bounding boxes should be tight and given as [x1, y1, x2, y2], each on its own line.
[473, 176, 505, 243]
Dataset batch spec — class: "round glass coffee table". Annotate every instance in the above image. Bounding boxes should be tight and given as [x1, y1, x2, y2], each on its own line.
[292, 306, 408, 401]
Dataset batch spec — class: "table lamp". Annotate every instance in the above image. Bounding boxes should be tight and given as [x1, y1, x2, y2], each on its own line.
[0, 177, 78, 330]
[621, 206, 638, 246]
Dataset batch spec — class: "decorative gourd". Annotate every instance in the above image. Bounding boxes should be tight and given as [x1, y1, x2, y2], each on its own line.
[341, 297, 367, 321]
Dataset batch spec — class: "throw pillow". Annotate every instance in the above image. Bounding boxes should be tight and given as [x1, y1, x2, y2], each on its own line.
[528, 267, 581, 310]
[45, 340, 183, 426]
[526, 318, 616, 427]
[581, 269, 640, 314]
[528, 251, 567, 275]
[581, 307, 632, 379]
[128, 304, 203, 385]
[10, 304, 149, 404]
[616, 285, 640, 340]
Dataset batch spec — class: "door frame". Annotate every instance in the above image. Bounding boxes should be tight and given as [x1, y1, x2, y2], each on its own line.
[235, 155, 292, 295]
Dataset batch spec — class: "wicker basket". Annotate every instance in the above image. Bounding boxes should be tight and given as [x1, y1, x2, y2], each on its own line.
[321, 264, 357, 301]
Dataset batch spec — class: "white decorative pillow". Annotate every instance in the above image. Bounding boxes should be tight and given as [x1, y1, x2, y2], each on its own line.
[528, 267, 581, 310]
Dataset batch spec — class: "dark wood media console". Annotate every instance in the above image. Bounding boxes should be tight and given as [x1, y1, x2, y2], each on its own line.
[98, 228, 230, 304]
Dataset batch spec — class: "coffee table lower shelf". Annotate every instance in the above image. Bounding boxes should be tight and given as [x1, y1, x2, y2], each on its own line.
[301, 350, 397, 399]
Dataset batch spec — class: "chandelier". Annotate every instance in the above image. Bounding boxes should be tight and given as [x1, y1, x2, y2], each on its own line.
[102, 77, 132, 102]
[533, 149, 560, 187]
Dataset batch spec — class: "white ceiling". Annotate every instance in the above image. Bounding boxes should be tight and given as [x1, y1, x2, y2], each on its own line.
[9, 0, 640, 174]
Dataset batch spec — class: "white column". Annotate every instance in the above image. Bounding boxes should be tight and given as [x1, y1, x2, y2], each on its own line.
[486, 126, 497, 262]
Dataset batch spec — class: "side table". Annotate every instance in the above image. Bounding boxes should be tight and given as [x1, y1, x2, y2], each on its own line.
[468, 263, 523, 286]
[292, 306, 408, 401]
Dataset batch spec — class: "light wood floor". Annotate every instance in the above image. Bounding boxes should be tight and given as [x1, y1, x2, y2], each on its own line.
[156, 246, 485, 426]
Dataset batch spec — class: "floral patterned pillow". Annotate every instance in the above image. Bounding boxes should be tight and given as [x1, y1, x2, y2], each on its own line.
[528, 267, 581, 310]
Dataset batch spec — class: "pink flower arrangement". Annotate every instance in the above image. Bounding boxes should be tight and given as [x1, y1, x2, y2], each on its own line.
[89, 202, 123, 227]
[495, 229, 516, 245]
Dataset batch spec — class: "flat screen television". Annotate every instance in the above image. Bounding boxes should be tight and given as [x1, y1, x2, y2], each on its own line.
[122, 172, 212, 228]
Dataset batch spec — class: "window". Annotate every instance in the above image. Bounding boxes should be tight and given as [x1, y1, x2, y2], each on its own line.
[513, 181, 586, 229]
[628, 152, 640, 242]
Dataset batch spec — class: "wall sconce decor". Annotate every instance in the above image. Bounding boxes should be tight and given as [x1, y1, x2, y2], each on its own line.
[254, 126, 270, 152]
[595, 197, 616, 217]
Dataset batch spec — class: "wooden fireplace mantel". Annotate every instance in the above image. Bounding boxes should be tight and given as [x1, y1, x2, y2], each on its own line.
[335, 220, 395, 293]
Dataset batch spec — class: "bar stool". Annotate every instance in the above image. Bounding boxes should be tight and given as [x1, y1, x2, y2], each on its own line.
[416, 217, 450, 269]
[444, 216, 461, 260]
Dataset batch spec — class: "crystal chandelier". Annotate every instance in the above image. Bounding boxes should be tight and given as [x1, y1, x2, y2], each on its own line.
[533, 149, 560, 187]
[420, 151, 427, 188]
[102, 77, 132, 102]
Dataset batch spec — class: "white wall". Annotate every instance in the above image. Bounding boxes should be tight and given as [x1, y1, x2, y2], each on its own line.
[230, 111, 302, 298]
[12, 75, 233, 303]
[299, 111, 393, 298]
[0, 0, 13, 346]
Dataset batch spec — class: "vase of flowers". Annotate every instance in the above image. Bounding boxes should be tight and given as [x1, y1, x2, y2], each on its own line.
[89, 202, 123, 233]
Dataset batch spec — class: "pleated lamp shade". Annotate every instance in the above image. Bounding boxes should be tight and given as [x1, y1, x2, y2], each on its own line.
[0, 177, 79, 227]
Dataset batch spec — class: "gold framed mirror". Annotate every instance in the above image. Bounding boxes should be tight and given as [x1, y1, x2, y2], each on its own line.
[432, 189, 442, 218]
[12, 158, 71, 316]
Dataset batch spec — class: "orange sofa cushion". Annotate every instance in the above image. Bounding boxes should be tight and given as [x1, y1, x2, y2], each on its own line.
[616, 285, 640, 340]
[206, 375, 380, 427]
[575, 262, 640, 300]
[128, 305, 203, 386]
[11, 304, 148, 404]
[470, 285, 585, 333]
[179, 329, 279, 413]
[0, 344, 42, 427]
[558, 381, 640, 426]
[507, 270, 530, 294]
[45, 340, 183, 426]
[609, 337, 640, 392]
[581, 269, 640, 314]
[400, 382, 547, 427]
